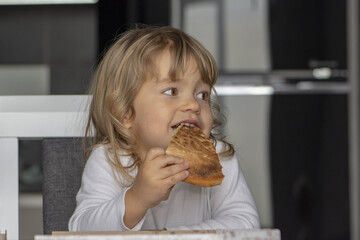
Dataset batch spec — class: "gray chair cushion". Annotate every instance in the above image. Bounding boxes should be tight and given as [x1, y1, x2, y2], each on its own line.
[42, 138, 86, 234]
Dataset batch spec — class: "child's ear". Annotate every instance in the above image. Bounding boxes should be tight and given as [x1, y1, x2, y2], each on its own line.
[123, 110, 132, 129]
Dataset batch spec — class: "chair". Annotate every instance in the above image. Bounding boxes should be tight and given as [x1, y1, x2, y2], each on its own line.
[42, 138, 86, 234]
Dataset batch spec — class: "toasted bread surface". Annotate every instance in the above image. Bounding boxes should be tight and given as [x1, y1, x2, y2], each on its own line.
[166, 124, 224, 187]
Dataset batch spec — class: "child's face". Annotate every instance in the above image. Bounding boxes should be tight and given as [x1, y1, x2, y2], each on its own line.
[124, 50, 214, 159]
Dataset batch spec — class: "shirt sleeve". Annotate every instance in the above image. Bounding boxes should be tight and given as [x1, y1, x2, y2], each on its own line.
[167, 143, 260, 230]
[68, 147, 145, 231]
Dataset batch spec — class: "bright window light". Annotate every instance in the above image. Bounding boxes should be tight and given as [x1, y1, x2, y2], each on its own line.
[214, 85, 274, 96]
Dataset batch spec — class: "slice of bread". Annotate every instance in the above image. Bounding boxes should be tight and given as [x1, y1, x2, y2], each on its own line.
[166, 124, 224, 187]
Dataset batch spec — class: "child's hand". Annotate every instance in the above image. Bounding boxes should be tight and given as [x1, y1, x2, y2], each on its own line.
[124, 148, 189, 228]
[131, 147, 189, 208]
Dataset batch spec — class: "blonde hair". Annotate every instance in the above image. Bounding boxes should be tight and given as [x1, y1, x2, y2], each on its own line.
[85, 25, 234, 184]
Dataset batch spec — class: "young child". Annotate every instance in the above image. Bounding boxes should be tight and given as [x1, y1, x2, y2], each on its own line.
[68, 25, 260, 231]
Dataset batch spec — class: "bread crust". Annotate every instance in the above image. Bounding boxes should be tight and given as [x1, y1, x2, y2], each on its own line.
[166, 124, 224, 187]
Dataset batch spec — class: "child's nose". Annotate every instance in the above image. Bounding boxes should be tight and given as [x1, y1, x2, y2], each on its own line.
[181, 95, 200, 113]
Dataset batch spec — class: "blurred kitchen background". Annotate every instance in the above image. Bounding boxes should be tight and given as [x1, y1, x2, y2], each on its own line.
[0, 0, 357, 239]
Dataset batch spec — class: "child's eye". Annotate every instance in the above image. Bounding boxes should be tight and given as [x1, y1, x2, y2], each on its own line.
[196, 92, 210, 101]
[163, 88, 178, 96]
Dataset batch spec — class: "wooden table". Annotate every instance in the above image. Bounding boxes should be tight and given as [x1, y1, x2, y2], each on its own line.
[35, 230, 281, 240]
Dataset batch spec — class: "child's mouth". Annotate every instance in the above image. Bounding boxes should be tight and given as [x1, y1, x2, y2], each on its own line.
[171, 123, 197, 130]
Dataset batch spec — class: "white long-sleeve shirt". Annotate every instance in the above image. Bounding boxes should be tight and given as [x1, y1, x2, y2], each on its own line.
[68, 142, 260, 231]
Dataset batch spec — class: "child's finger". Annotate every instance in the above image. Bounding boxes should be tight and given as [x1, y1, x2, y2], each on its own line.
[156, 154, 184, 168]
[144, 148, 184, 168]
[163, 169, 189, 186]
[158, 161, 189, 180]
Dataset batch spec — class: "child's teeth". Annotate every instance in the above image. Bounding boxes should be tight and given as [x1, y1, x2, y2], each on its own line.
[181, 123, 196, 127]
